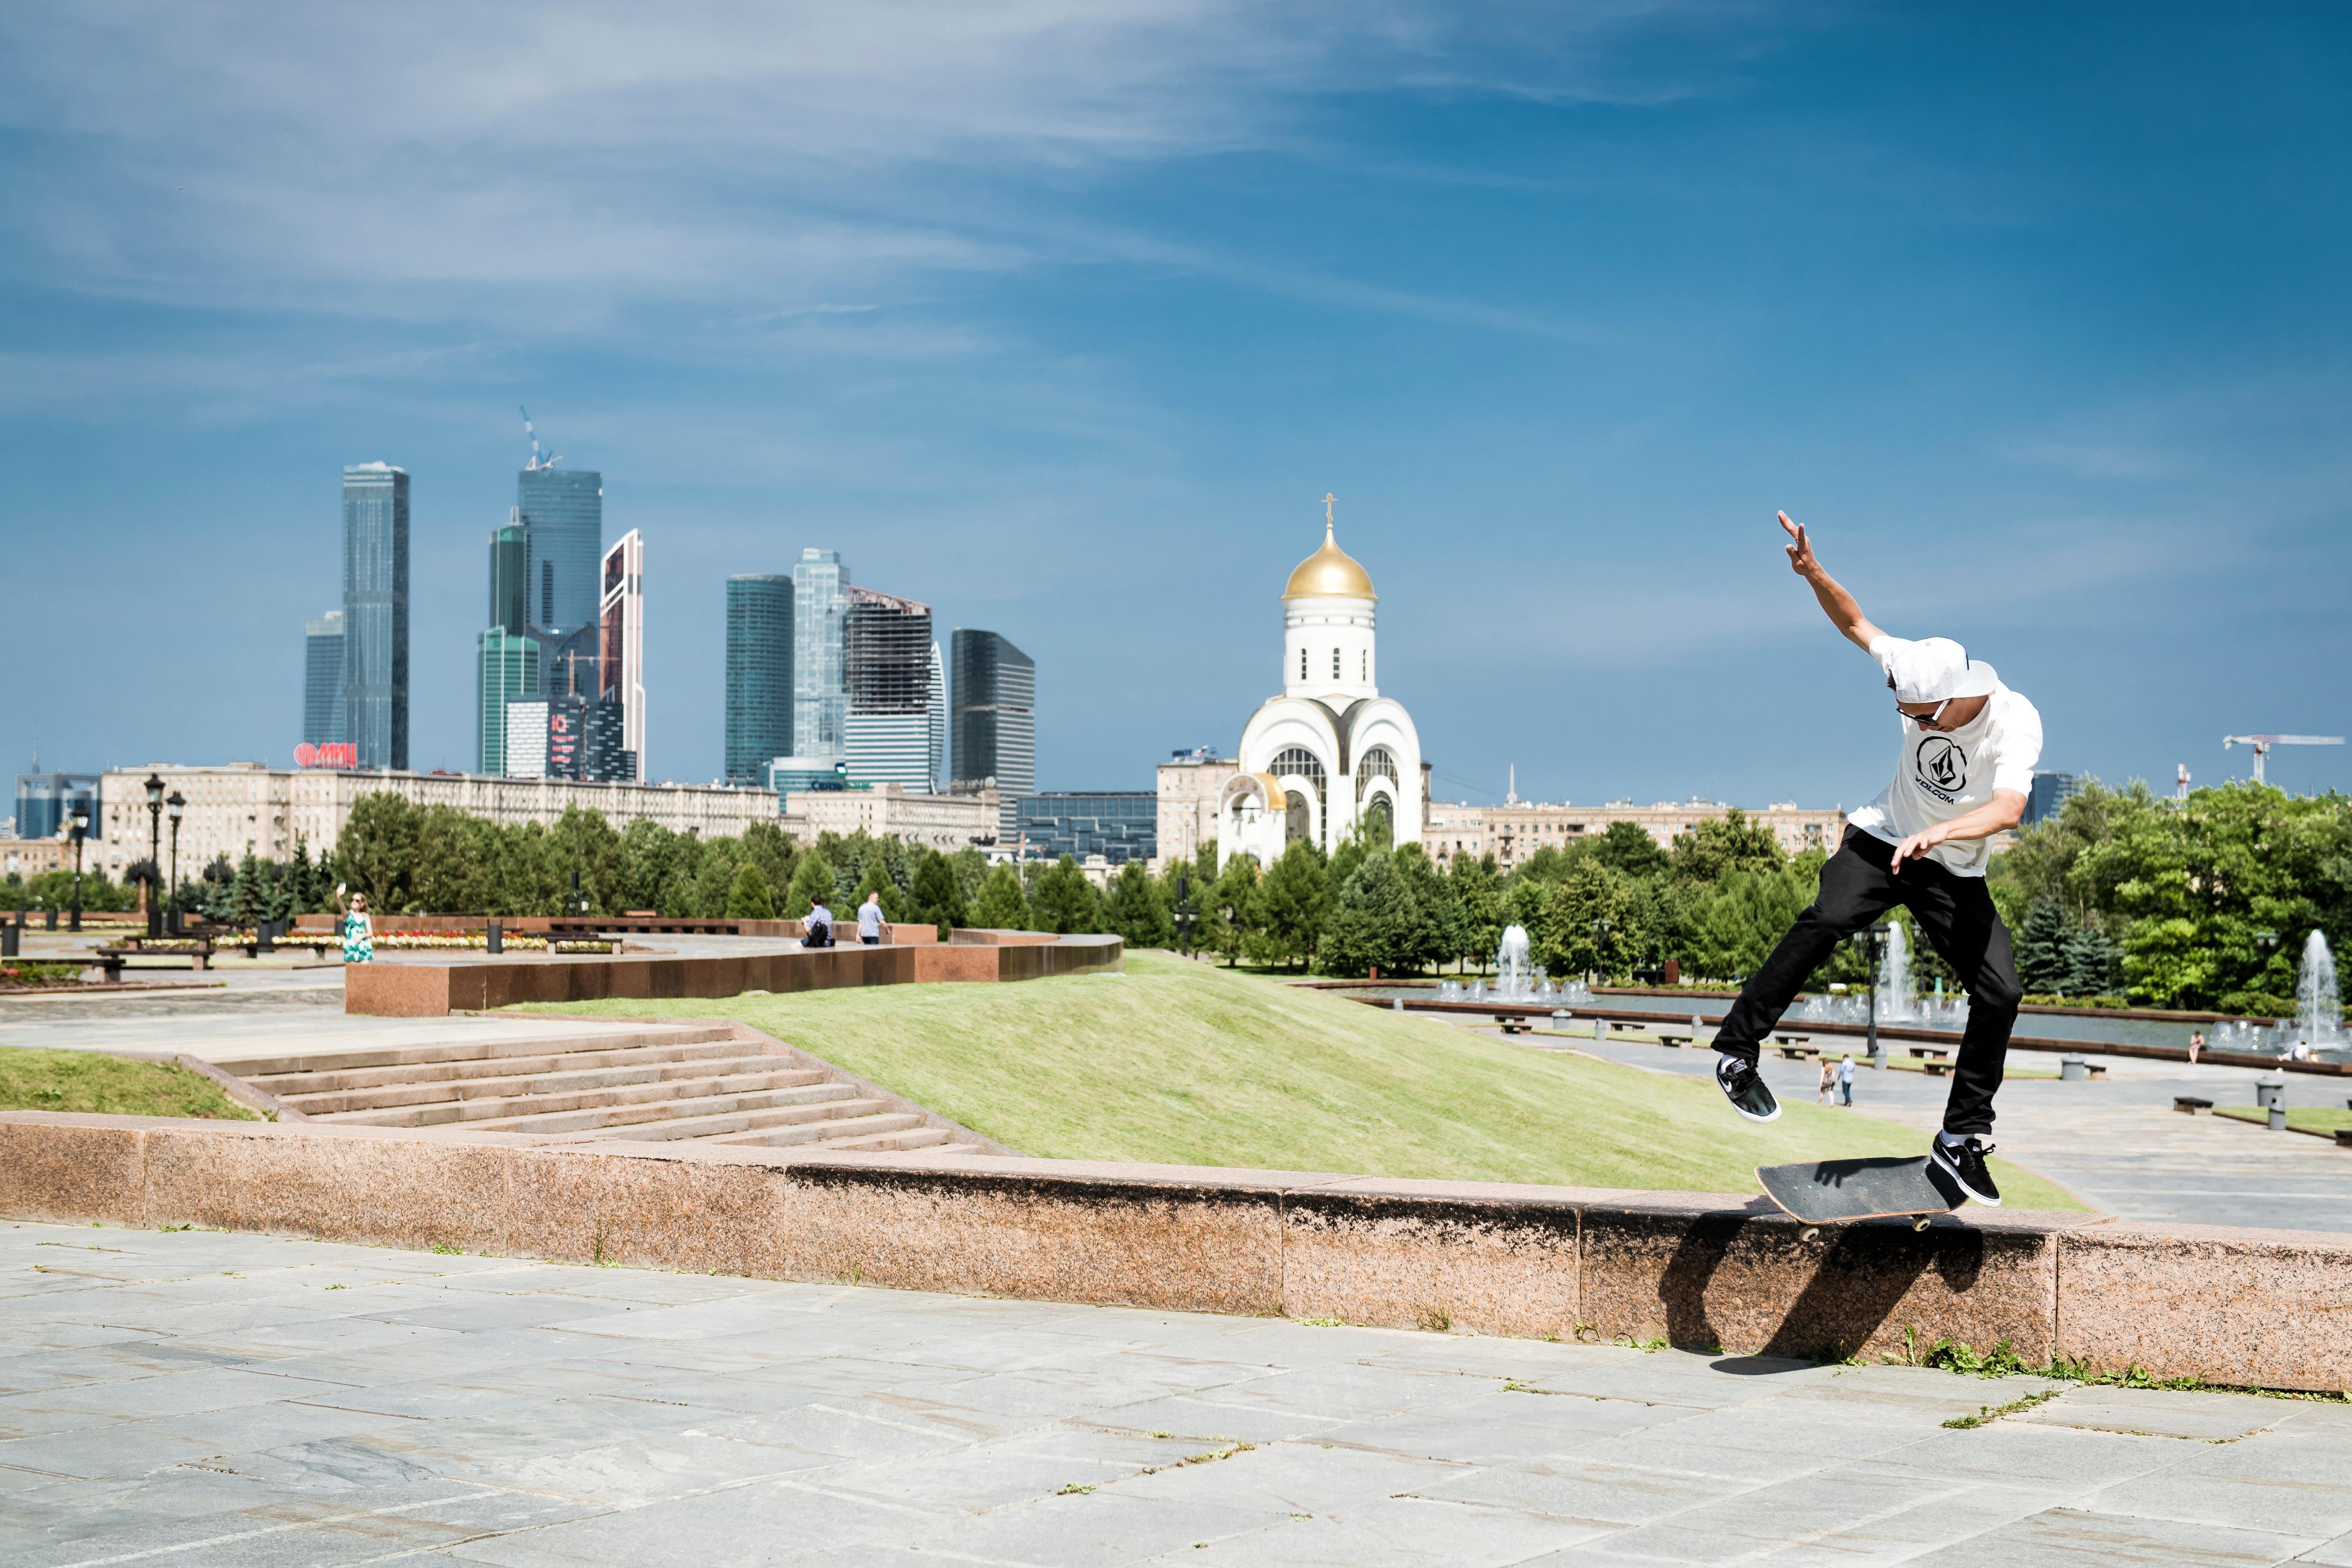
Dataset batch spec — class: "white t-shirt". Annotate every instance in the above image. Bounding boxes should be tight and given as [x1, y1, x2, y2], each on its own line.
[1846, 635, 2042, 877]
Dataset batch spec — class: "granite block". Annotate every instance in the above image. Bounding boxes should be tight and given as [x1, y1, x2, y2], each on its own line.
[1580, 1195, 2063, 1362]
[343, 963, 457, 1016]
[1282, 1187, 1580, 1338]
[2057, 1222, 2352, 1390]
[139, 1122, 509, 1253]
[503, 1144, 787, 1277]
[772, 1162, 1285, 1314]
[0, 1116, 148, 1224]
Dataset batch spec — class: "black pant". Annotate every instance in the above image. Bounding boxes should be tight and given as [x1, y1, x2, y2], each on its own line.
[1715, 826, 2021, 1135]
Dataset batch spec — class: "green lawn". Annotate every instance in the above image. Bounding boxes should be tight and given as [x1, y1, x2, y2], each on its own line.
[2216, 1105, 2352, 1136]
[513, 952, 2083, 1208]
[0, 1049, 261, 1120]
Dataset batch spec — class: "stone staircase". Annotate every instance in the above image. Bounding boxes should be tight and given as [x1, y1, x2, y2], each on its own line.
[210, 1023, 1002, 1155]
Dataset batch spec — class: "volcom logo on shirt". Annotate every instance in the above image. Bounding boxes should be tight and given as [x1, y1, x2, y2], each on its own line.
[1914, 736, 1969, 803]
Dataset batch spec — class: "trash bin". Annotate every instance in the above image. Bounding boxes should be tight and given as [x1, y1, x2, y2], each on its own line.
[487, 920, 504, 956]
[1593, 1017, 1608, 1041]
[2061, 1054, 2088, 1082]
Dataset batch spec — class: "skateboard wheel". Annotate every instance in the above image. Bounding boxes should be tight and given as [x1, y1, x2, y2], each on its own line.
[1912, 1216, 1930, 1231]
[1800, 1226, 1821, 1242]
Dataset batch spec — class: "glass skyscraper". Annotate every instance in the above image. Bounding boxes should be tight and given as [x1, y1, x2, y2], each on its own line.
[518, 465, 603, 637]
[303, 610, 346, 746]
[842, 587, 934, 790]
[927, 640, 947, 791]
[342, 463, 409, 771]
[14, 773, 101, 843]
[792, 549, 849, 759]
[487, 513, 529, 636]
[952, 629, 1034, 841]
[1014, 792, 1156, 865]
[725, 574, 794, 785]
[476, 629, 541, 775]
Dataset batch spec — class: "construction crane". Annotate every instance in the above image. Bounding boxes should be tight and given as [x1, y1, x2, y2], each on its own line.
[519, 406, 561, 471]
[2222, 734, 2345, 784]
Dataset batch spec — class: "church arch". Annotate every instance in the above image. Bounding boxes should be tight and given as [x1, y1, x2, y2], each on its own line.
[1285, 790, 1312, 844]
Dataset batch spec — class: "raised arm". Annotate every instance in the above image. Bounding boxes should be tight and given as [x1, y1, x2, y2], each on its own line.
[1780, 511, 1884, 652]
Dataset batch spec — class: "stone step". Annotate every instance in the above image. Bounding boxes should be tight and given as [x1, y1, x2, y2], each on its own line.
[211, 1024, 739, 1079]
[315, 1073, 847, 1130]
[278, 1054, 810, 1114]
[448, 1082, 867, 1136]
[801, 1123, 959, 1154]
[248, 1038, 768, 1096]
[704, 1111, 932, 1150]
[546, 1100, 909, 1145]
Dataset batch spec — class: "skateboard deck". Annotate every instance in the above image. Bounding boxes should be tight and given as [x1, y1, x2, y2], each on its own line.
[1757, 1155, 1965, 1227]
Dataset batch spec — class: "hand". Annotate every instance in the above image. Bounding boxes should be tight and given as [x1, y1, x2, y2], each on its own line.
[1779, 511, 1819, 579]
[1888, 825, 1945, 875]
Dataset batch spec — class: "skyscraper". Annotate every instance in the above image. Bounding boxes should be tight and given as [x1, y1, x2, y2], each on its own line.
[477, 630, 540, 775]
[792, 550, 849, 759]
[599, 530, 646, 781]
[842, 587, 934, 790]
[487, 512, 529, 635]
[518, 463, 602, 636]
[724, 574, 794, 785]
[952, 629, 1034, 843]
[303, 610, 346, 746]
[927, 640, 947, 792]
[342, 463, 409, 771]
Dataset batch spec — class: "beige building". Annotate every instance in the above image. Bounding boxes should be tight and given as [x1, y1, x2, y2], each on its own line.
[1152, 750, 1235, 870]
[94, 765, 781, 880]
[1423, 797, 1846, 874]
[782, 785, 1001, 854]
[1, 839, 83, 880]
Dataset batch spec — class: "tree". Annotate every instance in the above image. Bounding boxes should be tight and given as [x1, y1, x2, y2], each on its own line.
[1252, 839, 1328, 971]
[1448, 853, 1504, 971]
[1028, 855, 1102, 934]
[853, 856, 911, 922]
[785, 848, 836, 918]
[969, 863, 1030, 929]
[1670, 811, 1786, 884]
[2014, 898, 2073, 996]
[726, 861, 776, 919]
[1322, 852, 1424, 977]
[1102, 861, 1174, 949]
[1205, 853, 1259, 965]
[910, 850, 967, 933]
[334, 792, 423, 912]
[2063, 920, 2124, 999]
[1589, 821, 1671, 880]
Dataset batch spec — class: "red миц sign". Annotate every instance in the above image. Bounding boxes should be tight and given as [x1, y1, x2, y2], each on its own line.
[295, 743, 357, 769]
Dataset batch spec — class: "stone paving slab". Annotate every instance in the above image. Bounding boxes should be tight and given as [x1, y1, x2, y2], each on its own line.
[3, 1218, 2349, 1567]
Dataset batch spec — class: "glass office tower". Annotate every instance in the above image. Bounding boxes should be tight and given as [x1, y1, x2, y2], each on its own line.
[303, 610, 346, 746]
[518, 465, 603, 637]
[792, 549, 849, 759]
[599, 531, 645, 781]
[1014, 792, 1157, 865]
[15, 773, 102, 843]
[951, 629, 1034, 842]
[725, 574, 795, 785]
[476, 629, 541, 775]
[842, 587, 933, 790]
[341, 463, 409, 771]
[927, 641, 947, 792]
[487, 512, 529, 635]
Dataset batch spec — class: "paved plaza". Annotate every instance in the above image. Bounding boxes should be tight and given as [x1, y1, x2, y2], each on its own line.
[2, 1221, 2349, 1567]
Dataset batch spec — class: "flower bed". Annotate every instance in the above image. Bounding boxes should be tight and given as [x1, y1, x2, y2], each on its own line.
[0, 963, 88, 988]
[367, 932, 615, 955]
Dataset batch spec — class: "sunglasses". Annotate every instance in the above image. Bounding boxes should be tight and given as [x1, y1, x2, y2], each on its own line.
[1897, 698, 1953, 729]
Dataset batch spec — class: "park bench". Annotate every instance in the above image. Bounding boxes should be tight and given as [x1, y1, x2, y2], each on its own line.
[1774, 1042, 1819, 1061]
[1497, 1016, 1529, 1035]
[233, 937, 340, 961]
[89, 938, 215, 981]
[2173, 1096, 2213, 1115]
[1908, 1046, 1951, 1061]
[1656, 1032, 1696, 1049]
[2336, 1129, 2352, 1148]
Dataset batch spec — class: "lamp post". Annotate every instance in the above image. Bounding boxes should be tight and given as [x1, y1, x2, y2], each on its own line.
[1853, 923, 1891, 1065]
[1173, 874, 1197, 959]
[144, 773, 165, 937]
[66, 805, 89, 933]
[165, 791, 185, 935]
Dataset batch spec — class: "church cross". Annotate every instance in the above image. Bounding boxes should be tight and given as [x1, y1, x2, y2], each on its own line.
[1322, 492, 1335, 527]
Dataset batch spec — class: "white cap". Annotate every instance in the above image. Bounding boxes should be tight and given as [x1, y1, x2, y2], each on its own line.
[1883, 637, 1998, 704]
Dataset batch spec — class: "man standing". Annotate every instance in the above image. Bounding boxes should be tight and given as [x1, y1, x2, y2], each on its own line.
[858, 890, 885, 946]
[1713, 512, 2039, 1207]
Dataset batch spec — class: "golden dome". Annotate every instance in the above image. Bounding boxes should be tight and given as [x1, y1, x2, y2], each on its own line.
[1282, 521, 1376, 601]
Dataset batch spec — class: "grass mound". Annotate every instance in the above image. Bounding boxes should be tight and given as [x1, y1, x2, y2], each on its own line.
[518, 952, 2080, 1207]
[0, 1049, 260, 1120]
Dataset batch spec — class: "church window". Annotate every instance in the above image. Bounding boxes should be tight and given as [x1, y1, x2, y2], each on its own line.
[1299, 648, 1307, 681]
[1361, 650, 1368, 681]
[1354, 746, 1398, 795]
[1331, 648, 1341, 679]
[1270, 747, 1326, 786]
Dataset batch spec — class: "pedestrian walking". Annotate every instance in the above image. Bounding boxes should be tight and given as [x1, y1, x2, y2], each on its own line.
[1838, 1054, 1856, 1107]
[1816, 1057, 1835, 1104]
[335, 886, 373, 965]
[858, 891, 885, 946]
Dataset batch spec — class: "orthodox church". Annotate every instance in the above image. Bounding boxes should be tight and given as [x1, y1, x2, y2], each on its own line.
[1217, 504, 1425, 868]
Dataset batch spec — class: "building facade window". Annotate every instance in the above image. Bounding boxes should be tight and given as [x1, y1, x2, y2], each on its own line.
[1331, 648, 1340, 678]
[1299, 648, 1307, 681]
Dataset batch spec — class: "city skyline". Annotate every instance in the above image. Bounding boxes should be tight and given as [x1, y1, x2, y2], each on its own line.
[3, 8, 2345, 805]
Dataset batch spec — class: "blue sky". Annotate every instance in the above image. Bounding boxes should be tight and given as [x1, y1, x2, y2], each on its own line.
[3, 3, 2347, 811]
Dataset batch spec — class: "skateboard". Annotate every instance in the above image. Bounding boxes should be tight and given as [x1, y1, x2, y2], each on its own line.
[1757, 1155, 1966, 1239]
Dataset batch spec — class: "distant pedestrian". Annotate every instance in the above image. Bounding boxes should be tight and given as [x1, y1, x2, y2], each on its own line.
[804, 899, 834, 948]
[858, 891, 884, 946]
[1817, 1058, 1835, 1104]
[1838, 1054, 1856, 1107]
[335, 886, 373, 965]
[2188, 1030, 2205, 1064]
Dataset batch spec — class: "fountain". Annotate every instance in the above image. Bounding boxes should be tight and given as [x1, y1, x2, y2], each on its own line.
[2296, 930, 2346, 1058]
[1877, 923, 1913, 1021]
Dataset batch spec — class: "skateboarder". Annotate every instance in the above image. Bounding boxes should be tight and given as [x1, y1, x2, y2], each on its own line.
[1713, 512, 2040, 1207]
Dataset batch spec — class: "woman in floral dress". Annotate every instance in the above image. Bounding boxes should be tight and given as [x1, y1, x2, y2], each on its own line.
[336, 888, 374, 964]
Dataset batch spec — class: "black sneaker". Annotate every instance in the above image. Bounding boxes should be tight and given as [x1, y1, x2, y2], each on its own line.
[1931, 1135, 2001, 1206]
[1715, 1054, 1780, 1124]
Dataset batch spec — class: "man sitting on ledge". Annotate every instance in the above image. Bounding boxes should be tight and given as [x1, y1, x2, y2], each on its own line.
[803, 899, 834, 948]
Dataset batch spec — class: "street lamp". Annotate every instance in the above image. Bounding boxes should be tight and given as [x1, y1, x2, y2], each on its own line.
[1853, 923, 1892, 1065]
[65, 804, 92, 934]
[144, 773, 165, 937]
[1173, 874, 1198, 959]
[165, 791, 185, 935]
